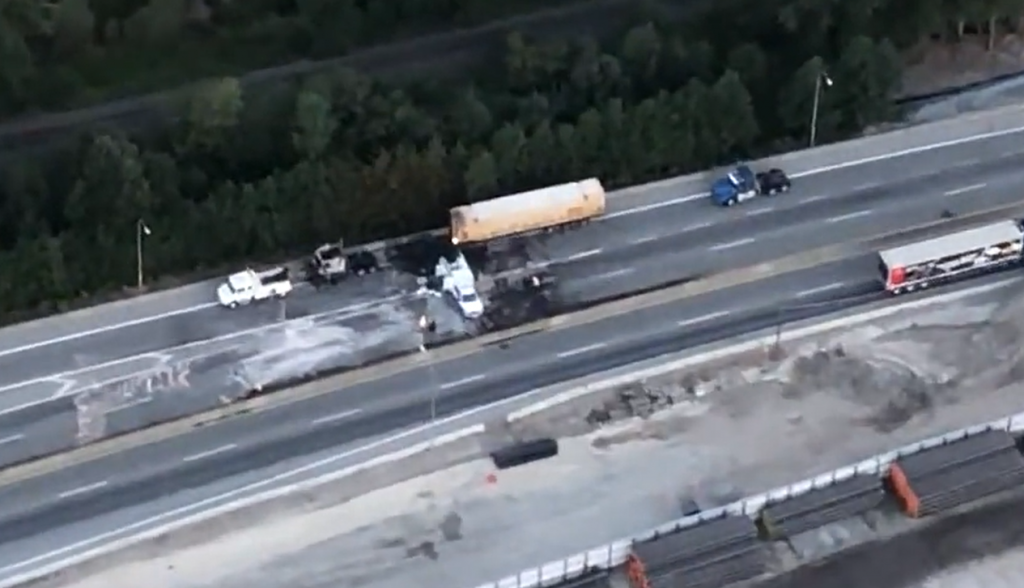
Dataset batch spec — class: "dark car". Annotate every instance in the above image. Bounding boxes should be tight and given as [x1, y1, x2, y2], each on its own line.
[755, 168, 791, 195]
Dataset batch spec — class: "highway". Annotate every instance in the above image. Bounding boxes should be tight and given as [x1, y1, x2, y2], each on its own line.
[0, 127, 1021, 582]
[0, 252, 996, 573]
[0, 131, 1020, 467]
[0, 134, 1020, 386]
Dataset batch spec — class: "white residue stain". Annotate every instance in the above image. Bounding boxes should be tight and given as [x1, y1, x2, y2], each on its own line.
[237, 305, 418, 388]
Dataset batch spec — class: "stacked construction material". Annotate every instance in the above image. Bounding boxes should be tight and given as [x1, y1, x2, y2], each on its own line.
[626, 514, 765, 588]
[758, 474, 884, 539]
[888, 429, 1024, 518]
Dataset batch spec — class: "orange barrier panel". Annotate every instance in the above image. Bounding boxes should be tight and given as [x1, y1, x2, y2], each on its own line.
[888, 463, 921, 517]
[626, 554, 649, 588]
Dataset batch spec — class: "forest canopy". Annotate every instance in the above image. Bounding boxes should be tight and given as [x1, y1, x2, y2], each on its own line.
[0, 0, 1019, 320]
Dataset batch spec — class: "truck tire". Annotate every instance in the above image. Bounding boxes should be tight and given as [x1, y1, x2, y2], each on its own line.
[490, 438, 559, 470]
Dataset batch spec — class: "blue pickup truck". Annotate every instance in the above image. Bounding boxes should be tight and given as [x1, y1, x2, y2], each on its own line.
[710, 165, 791, 206]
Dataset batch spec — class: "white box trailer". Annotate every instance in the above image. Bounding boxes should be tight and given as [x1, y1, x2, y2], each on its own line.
[449, 178, 605, 244]
[878, 220, 1023, 294]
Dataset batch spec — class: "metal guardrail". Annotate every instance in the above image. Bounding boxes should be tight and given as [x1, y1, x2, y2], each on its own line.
[472, 410, 1024, 588]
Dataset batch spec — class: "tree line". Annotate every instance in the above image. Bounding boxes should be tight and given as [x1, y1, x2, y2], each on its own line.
[4, 0, 1024, 118]
[0, 0, 585, 117]
[0, 0, 1021, 321]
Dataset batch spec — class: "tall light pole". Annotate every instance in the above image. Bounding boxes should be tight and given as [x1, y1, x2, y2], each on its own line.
[136, 219, 151, 290]
[809, 70, 833, 148]
[418, 314, 437, 422]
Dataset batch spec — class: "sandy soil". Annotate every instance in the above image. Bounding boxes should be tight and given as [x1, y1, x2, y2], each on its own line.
[44, 280, 1024, 588]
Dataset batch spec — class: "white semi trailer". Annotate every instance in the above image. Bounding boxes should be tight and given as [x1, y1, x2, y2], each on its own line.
[878, 220, 1024, 295]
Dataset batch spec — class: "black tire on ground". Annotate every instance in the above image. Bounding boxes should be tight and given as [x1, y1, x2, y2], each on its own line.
[490, 438, 559, 470]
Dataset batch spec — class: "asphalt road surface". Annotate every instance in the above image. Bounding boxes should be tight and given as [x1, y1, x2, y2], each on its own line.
[0, 131, 1020, 451]
[0, 253, 993, 565]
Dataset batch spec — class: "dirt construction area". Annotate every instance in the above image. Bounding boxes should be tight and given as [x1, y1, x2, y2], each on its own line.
[45, 279, 1024, 588]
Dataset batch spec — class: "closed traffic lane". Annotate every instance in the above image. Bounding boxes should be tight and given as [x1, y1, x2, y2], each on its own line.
[0, 275, 417, 411]
[0, 255, 893, 545]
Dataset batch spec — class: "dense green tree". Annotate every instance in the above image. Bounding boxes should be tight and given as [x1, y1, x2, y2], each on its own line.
[64, 134, 153, 290]
[710, 70, 760, 157]
[1, 0, 1019, 320]
[178, 77, 245, 157]
[292, 88, 337, 160]
[464, 151, 499, 202]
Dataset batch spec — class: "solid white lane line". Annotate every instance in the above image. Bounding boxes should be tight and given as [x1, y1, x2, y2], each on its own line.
[797, 282, 847, 297]
[682, 221, 712, 231]
[0, 433, 23, 445]
[945, 183, 986, 196]
[678, 311, 731, 327]
[604, 193, 705, 219]
[183, 444, 237, 463]
[312, 409, 362, 425]
[564, 249, 602, 261]
[709, 237, 755, 251]
[556, 343, 606, 358]
[58, 481, 108, 499]
[826, 210, 873, 223]
[591, 268, 634, 280]
[439, 374, 486, 390]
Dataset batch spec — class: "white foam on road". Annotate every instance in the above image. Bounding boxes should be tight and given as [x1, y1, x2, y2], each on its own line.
[235, 304, 423, 389]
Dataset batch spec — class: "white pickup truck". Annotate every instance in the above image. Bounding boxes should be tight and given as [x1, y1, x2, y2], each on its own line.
[217, 267, 293, 308]
[434, 252, 484, 319]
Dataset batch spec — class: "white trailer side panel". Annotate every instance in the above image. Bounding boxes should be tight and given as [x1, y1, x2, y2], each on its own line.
[878, 220, 1023, 292]
[449, 178, 605, 244]
[878, 221, 1023, 269]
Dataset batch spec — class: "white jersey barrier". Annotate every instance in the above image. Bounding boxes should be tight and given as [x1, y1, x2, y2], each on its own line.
[472, 412, 1024, 588]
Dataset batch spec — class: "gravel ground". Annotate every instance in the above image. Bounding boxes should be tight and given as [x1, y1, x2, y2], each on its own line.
[44, 280, 1024, 588]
